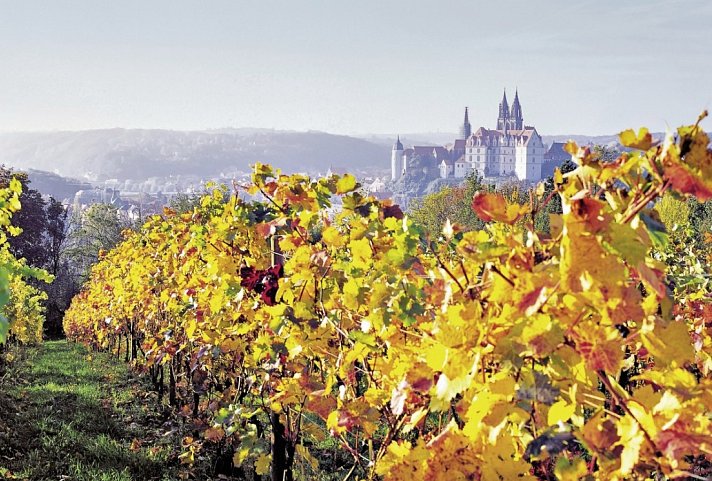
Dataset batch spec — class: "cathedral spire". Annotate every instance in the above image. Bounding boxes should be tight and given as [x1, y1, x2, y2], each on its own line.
[497, 88, 510, 130]
[511, 88, 523, 130]
[501, 89, 509, 117]
[459, 107, 471, 139]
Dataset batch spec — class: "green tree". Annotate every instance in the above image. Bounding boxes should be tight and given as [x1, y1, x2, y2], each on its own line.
[409, 173, 489, 236]
[0, 167, 74, 337]
[66, 203, 131, 282]
[43, 198, 77, 337]
[0, 168, 51, 268]
[592, 144, 620, 162]
[687, 197, 712, 242]
[169, 192, 203, 214]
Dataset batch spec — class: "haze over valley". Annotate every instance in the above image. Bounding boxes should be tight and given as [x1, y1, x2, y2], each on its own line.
[1, 126, 650, 199]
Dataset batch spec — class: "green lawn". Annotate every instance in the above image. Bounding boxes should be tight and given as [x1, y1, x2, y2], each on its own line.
[0, 340, 178, 481]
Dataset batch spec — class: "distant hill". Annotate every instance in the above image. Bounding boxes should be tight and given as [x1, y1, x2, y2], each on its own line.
[25, 169, 93, 202]
[367, 131, 677, 151]
[541, 133, 627, 148]
[0, 129, 391, 181]
[360, 132, 458, 148]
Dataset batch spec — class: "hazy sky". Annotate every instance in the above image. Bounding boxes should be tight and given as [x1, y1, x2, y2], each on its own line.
[1, 0, 711, 135]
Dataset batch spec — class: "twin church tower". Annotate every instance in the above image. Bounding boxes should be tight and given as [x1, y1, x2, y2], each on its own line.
[392, 89, 544, 182]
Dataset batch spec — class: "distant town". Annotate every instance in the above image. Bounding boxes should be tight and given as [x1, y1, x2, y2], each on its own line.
[9, 92, 639, 218]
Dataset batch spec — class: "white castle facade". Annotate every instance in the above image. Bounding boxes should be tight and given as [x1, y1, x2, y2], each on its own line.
[391, 90, 545, 182]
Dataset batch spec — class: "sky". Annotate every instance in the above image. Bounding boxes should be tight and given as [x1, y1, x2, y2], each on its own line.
[1, 0, 711, 136]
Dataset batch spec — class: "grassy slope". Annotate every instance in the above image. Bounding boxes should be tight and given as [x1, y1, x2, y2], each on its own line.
[0, 340, 178, 481]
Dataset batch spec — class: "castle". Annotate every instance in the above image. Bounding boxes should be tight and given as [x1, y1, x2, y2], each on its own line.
[391, 90, 545, 182]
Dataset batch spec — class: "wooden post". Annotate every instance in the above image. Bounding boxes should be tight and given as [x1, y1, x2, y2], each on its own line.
[169, 359, 177, 407]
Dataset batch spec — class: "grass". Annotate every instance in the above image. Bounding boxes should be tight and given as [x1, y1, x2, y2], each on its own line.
[0, 340, 178, 481]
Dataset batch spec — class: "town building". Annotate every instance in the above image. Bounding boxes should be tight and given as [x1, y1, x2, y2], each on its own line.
[542, 142, 573, 178]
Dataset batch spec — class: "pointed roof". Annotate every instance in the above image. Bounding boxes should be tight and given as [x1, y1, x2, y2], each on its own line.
[544, 142, 572, 162]
[498, 89, 510, 118]
[393, 135, 403, 151]
[511, 89, 523, 119]
[460, 106, 472, 139]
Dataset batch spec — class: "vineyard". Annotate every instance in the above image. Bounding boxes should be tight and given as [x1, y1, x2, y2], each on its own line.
[2, 116, 710, 480]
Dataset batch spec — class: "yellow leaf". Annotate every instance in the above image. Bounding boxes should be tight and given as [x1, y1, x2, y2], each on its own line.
[616, 414, 644, 475]
[424, 344, 448, 371]
[185, 318, 197, 339]
[255, 454, 271, 475]
[178, 449, 195, 465]
[619, 127, 653, 150]
[471, 191, 528, 224]
[232, 447, 250, 467]
[641, 320, 694, 368]
[554, 456, 588, 481]
[209, 291, 225, 315]
[664, 118, 712, 200]
[431, 373, 470, 411]
[547, 400, 576, 426]
[336, 174, 358, 193]
[326, 410, 343, 434]
[652, 391, 681, 416]
[554, 168, 564, 185]
[321, 226, 345, 247]
[296, 444, 319, 470]
[375, 439, 430, 478]
[348, 237, 372, 270]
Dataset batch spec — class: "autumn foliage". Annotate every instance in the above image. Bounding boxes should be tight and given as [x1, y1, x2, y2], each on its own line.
[0, 178, 52, 346]
[64, 115, 712, 480]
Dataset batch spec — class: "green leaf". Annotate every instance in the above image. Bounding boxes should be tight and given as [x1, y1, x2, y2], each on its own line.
[0, 314, 8, 344]
[554, 456, 588, 481]
[640, 212, 668, 249]
[606, 222, 648, 265]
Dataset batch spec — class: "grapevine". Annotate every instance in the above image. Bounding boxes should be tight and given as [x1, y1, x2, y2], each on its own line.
[0, 177, 52, 346]
[65, 116, 712, 480]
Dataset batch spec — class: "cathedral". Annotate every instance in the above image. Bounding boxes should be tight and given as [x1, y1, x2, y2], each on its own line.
[391, 90, 545, 182]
